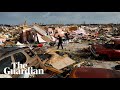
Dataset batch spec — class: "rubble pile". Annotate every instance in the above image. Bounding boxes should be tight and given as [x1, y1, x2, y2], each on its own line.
[55, 47, 92, 62]
[0, 22, 120, 78]
[33, 47, 47, 54]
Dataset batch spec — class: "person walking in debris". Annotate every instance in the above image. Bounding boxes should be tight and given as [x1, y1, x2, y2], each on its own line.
[64, 32, 69, 44]
[57, 35, 63, 49]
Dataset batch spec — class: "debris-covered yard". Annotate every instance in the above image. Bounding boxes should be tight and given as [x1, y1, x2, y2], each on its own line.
[32, 41, 120, 78]
[0, 22, 120, 78]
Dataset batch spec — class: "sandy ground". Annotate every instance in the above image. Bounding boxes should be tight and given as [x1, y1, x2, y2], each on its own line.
[54, 42, 89, 51]
[49, 42, 120, 70]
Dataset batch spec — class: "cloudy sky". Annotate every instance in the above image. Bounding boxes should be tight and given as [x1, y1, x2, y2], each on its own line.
[0, 12, 120, 24]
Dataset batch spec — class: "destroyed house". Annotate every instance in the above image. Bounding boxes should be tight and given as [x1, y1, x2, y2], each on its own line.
[18, 24, 54, 45]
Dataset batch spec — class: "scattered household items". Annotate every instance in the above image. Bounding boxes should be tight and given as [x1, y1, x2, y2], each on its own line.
[0, 22, 120, 78]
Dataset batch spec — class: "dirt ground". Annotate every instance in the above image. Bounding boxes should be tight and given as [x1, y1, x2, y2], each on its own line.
[50, 42, 120, 70]
[53, 42, 92, 60]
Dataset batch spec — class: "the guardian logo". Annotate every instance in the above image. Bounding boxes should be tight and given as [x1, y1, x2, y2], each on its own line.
[4, 62, 44, 74]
